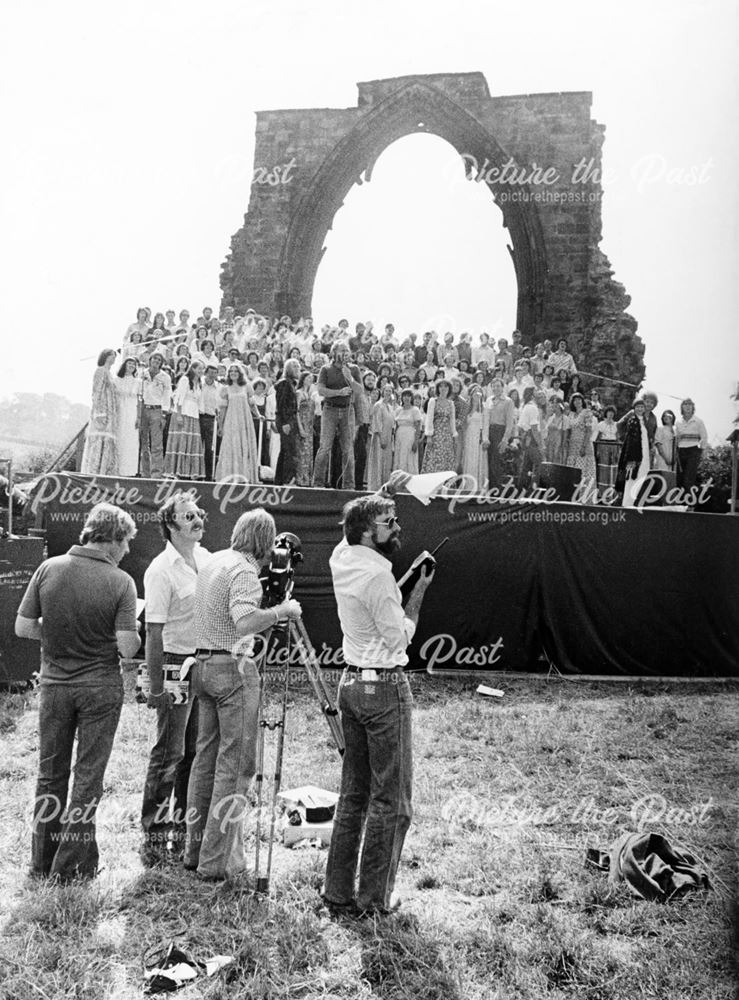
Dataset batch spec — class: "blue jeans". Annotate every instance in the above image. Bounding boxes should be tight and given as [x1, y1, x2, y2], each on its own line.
[313, 405, 355, 489]
[139, 406, 164, 478]
[31, 680, 123, 880]
[323, 669, 413, 912]
[141, 653, 199, 845]
[184, 656, 260, 879]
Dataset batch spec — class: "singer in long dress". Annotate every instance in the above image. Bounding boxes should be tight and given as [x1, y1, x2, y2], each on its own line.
[215, 363, 259, 482]
[451, 379, 469, 472]
[392, 389, 422, 475]
[164, 365, 205, 479]
[114, 357, 141, 476]
[421, 379, 457, 474]
[81, 350, 119, 475]
[295, 372, 316, 487]
[366, 385, 396, 491]
[565, 393, 596, 487]
[461, 386, 486, 488]
[653, 410, 677, 472]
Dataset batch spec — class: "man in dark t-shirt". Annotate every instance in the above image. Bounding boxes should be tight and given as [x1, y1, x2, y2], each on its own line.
[16, 502, 140, 881]
[313, 341, 362, 489]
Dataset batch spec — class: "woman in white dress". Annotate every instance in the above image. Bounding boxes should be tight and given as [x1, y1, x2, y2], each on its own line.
[461, 386, 486, 489]
[366, 385, 396, 491]
[215, 363, 259, 483]
[114, 357, 141, 477]
[653, 409, 677, 472]
[80, 350, 118, 476]
[392, 389, 422, 475]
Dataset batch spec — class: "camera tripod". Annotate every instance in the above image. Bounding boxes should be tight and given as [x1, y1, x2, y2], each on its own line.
[252, 613, 344, 894]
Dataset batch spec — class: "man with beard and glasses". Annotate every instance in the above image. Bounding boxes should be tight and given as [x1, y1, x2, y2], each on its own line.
[322, 472, 434, 917]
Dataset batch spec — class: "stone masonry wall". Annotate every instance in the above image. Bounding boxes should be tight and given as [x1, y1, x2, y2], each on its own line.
[220, 73, 644, 405]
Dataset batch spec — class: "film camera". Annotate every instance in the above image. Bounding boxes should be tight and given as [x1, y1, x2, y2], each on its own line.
[134, 658, 195, 705]
[260, 531, 303, 607]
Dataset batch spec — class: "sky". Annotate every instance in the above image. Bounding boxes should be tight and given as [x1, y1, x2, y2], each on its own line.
[1, 0, 737, 445]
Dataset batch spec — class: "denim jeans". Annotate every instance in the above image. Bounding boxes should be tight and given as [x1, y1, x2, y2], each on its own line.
[139, 406, 164, 478]
[518, 434, 541, 491]
[323, 669, 413, 912]
[354, 423, 370, 490]
[184, 655, 260, 879]
[141, 653, 199, 845]
[313, 405, 355, 489]
[487, 423, 507, 489]
[31, 680, 123, 880]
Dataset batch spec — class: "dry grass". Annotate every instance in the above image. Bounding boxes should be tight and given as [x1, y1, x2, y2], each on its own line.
[0, 673, 737, 999]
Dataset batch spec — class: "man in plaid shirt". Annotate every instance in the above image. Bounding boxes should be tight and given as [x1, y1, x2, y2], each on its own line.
[183, 508, 301, 881]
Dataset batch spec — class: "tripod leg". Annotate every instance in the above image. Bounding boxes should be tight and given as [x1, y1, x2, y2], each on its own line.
[259, 646, 290, 894]
[253, 663, 267, 888]
[290, 620, 345, 756]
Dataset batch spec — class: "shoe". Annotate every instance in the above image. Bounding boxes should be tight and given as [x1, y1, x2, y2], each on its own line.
[356, 892, 402, 918]
[195, 870, 226, 883]
[321, 895, 361, 920]
[140, 841, 168, 869]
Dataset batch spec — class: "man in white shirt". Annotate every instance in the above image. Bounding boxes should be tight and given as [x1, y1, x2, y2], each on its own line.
[199, 365, 221, 480]
[138, 353, 172, 478]
[517, 386, 543, 490]
[322, 474, 434, 917]
[141, 491, 212, 864]
[472, 332, 496, 368]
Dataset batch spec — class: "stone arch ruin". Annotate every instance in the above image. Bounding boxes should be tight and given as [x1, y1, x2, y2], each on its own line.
[220, 72, 644, 404]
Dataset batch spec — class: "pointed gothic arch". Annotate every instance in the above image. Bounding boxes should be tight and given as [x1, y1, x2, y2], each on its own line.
[220, 73, 643, 406]
[278, 80, 546, 335]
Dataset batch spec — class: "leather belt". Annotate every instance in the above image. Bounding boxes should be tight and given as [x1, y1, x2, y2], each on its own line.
[143, 404, 162, 409]
[345, 664, 402, 674]
[195, 648, 232, 657]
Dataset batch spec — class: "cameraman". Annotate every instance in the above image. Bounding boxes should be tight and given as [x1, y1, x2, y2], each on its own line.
[323, 472, 433, 916]
[184, 508, 301, 881]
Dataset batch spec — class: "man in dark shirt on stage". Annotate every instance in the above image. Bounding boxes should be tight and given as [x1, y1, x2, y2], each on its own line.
[274, 358, 301, 485]
[312, 341, 362, 490]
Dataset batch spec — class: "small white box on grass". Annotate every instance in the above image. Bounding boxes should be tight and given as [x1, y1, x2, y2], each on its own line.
[476, 685, 504, 698]
[282, 820, 334, 847]
[277, 785, 338, 847]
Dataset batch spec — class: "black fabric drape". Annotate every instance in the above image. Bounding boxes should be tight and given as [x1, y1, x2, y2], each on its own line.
[29, 474, 739, 678]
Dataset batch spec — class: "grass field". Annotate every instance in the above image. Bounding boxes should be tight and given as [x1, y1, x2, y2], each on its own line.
[0, 672, 736, 999]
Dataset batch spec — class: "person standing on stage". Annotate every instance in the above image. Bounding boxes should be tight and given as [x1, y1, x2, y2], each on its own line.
[322, 473, 434, 917]
[184, 509, 302, 881]
[140, 491, 211, 865]
[482, 377, 516, 489]
[15, 503, 139, 881]
[198, 364, 220, 481]
[274, 358, 301, 485]
[312, 341, 362, 489]
[138, 352, 172, 478]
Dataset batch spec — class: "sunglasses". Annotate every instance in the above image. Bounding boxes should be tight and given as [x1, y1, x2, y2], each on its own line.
[374, 516, 399, 529]
[177, 509, 206, 522]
